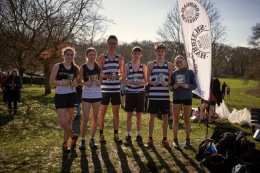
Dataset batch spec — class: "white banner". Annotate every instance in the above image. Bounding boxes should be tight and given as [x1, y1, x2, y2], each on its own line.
[178, 0, 212, 100]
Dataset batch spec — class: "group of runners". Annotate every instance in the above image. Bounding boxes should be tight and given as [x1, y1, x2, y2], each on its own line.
[49, 35, 197, 153]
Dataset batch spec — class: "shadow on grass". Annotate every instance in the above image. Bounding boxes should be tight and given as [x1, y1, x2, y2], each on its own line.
[138, 145, 158, 172]
[116, 143, 132, 173]
[151, 146, 173, 172]
[91, 149, 102, 172]
[61, 150, 78, 173]
[168, 149, 189, 173]
[80, 150, 89, 173]
[130, 145, 148, 172]
[178, 147, 205, 173]
[0, 114, 14, 127]
[100, 144, 116, 172]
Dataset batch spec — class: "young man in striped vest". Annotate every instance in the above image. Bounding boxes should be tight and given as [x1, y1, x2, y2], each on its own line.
[121, 46, 148, 145]
[145, 43, 173, 149]
[97, 35, 124, 143]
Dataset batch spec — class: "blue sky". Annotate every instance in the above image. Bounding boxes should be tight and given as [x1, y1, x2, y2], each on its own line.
[101, 0, 260, 47]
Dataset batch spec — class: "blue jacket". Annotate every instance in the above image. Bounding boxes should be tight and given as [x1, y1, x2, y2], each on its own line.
[170, 67, 197, 100]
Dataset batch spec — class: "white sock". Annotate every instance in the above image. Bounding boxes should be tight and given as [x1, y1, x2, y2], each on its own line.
[137, 131, 141, 136]
[127, 131, 131, 136]
[81, 137, 85, 141]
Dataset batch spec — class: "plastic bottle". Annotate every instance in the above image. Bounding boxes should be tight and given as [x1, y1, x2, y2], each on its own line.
[210, 143, 217, 155]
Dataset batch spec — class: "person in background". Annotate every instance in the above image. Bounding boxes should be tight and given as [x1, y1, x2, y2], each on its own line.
[198, 92, 216, 123]
[120, 82, 126, 110]
[75, 85, 82, 119]
[97, 35, 124, 144]
[221, 82, 227, 99]
[4, 69, 22, 115]
[121, 46, 148, 146]
[170, 55, 197, 149]
[49, 47, 79, 153]
[198, 78, 222, 123]
[1, 72, 7, 90]
[78, 47, 102, 150]
[226, 85, 230, 100]
[212, 78, 222, 107]
[145, 43, 173, 149]
[1, 72, 8, 103]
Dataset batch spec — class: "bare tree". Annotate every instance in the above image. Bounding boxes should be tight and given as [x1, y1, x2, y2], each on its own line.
[157, 3, 184, 56]
[248, 23, 260, 48]
[157, 0, 228, 71]
[0, 0, 109, 94]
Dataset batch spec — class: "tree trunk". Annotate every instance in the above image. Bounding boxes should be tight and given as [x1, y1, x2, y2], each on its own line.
[19, 68, 26, 82]
[43, 62, 51, 94]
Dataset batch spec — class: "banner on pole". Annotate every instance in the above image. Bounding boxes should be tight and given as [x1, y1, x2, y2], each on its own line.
[178, 0, 212, 100]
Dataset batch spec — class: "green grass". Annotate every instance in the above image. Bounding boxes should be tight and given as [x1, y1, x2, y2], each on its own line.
[0, 79, 260, 172]
[218, 78, 260, 111]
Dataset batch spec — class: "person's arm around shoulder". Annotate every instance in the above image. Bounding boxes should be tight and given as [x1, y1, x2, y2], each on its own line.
[147, 61, 158, 86]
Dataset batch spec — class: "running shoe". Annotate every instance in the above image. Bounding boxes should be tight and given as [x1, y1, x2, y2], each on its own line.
[89, 139, 97, 149]
[173, 138, 179, 149]
[99, 134, 106, 143]
[123, 136, 132, 146]
[62, 142, 71, 153]
[162, 139, 171, 149]
[114, 134, 122, 143]
[135, 135, 143, 145]
[79, 140, 86, 150]
[144, 138, 153, 147]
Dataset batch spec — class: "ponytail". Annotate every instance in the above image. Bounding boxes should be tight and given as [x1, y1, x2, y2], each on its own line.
[94, 61, 101, 74]
[71, 61, 79, 76]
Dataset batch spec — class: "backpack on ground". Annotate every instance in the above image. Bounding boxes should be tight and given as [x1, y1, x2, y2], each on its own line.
[195, 139, 216, 162]
[195, 138, 226, 171]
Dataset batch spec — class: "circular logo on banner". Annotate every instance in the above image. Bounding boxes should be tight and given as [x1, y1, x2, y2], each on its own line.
[181, 2, 200, 23]
[191, 25, 210, 59]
